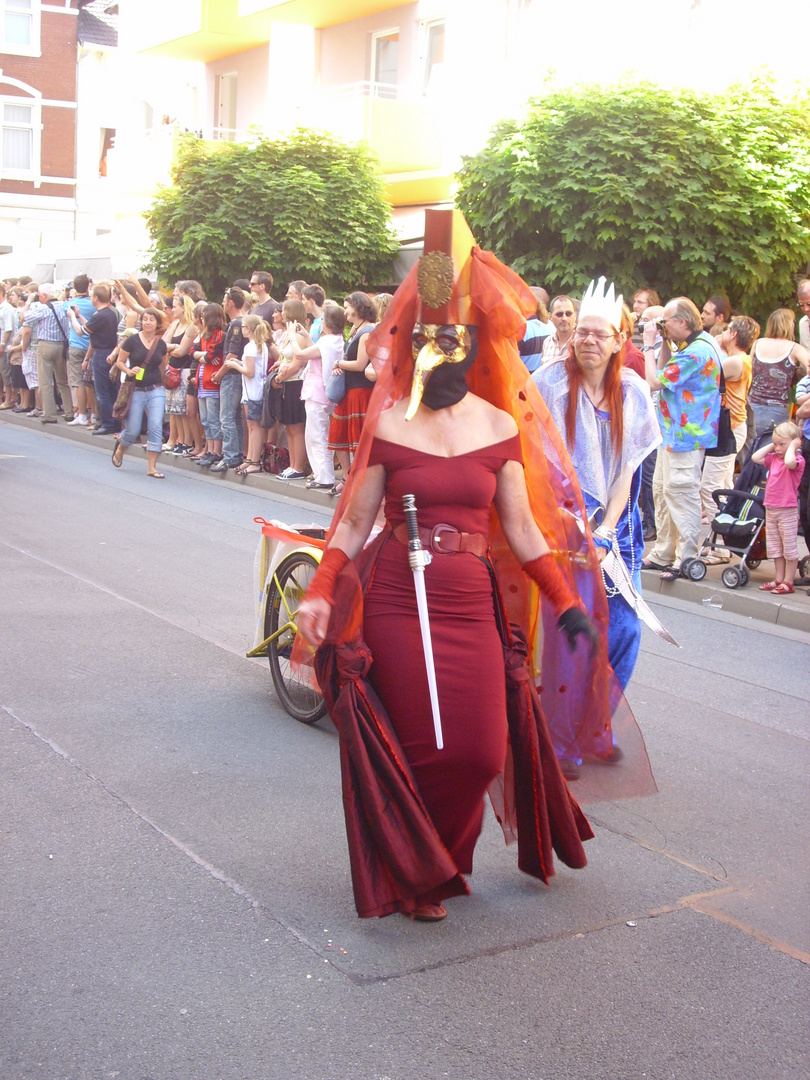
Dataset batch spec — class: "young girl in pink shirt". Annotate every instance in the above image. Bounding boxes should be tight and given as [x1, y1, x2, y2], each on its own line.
[753, 421, 805, 594]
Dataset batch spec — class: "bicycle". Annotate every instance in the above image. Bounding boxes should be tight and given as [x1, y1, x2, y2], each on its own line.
[247, 518, 327, 724]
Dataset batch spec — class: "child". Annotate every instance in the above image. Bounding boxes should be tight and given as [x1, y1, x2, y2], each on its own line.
[291, 303, 346, 489]
[752, 420, 805, 594]
[220, 313, 269, 477]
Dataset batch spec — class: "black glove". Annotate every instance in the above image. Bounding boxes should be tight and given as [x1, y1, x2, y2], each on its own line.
[557, 607, 598, 654]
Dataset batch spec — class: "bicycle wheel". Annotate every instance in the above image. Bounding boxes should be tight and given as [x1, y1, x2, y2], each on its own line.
[264, 551, 327, 724]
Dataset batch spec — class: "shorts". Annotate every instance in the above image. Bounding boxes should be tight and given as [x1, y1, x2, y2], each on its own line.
[68, 346, 88, 387]
[246, 399, 263, 423]
[765, 505, 799, 561]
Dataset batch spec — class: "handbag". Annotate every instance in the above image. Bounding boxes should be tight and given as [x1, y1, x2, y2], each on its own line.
[261, 442, 290, 475]
[164, 365, 182, 389]
[705, 366, 737, 457]
[325, 369, 345, 404]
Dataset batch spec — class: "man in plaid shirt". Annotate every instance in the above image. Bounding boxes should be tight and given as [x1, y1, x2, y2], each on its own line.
[24, 283, 72, 424]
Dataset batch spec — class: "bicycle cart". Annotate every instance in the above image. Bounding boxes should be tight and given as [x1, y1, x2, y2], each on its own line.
[247, 518, 327, 724]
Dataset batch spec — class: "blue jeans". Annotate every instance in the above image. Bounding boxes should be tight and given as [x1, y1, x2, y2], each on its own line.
[198, 395, 221, 441]
[218, 372, 243, 464]
[120, 385, 166, 451]
[91, 349, 117, 430]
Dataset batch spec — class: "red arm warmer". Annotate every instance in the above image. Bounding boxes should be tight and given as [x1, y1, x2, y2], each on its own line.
[305, 547, 350, 605]
[522, 553, 577, 617]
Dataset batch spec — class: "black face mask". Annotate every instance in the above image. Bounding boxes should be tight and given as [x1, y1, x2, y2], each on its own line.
[419, 328, 478, 411]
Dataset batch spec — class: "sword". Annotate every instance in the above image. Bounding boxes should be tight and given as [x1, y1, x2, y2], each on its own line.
[402, 494, 444, 750]
[601, 548, 681, 647]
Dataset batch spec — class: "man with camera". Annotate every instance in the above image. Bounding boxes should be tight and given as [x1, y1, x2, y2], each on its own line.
[641, 297, 722, 580]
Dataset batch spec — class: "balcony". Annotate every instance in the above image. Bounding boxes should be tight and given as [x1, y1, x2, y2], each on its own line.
[128, 0, 408, 63]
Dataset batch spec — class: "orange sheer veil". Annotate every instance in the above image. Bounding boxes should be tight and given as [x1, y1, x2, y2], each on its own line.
[303, 213, 654, 801]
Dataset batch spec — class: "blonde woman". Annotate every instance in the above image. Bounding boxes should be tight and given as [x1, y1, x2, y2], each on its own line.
[270, 298, 310, 479]
[219, 313, 270, 476]
[749, 308, 809, 437]
[163, 293, 197, 453]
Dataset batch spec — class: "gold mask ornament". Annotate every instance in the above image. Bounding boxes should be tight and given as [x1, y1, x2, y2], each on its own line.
[406, 324, 469, 420]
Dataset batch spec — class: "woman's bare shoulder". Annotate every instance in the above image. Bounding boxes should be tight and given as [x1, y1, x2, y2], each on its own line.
[470, 394, 519, 440]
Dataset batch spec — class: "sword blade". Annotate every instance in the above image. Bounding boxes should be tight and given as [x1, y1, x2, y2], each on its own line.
[412, 566, 444, 750]
[602, 550, 681, 648]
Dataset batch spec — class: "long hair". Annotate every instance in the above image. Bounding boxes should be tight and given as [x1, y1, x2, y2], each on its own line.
[563, 339, 626, 456]
[242, 313, 271, 347]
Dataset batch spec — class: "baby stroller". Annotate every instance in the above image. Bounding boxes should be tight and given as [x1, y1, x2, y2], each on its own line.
[684, 434, 769, 589]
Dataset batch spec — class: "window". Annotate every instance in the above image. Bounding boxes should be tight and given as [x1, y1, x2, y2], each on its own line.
[1, 0, 40, 57]
[2, 101, 33, 173]
[422, 20, 445, 95]
[371, 29, 398, 99]
[216, 72, 237, 140]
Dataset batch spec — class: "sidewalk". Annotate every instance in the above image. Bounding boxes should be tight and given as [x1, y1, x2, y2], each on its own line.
[4, 409, 809, 636]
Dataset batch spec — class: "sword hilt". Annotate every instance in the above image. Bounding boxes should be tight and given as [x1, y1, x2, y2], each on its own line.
[402, 493, 431, 571]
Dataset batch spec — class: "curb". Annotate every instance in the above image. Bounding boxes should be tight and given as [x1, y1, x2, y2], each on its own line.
[4, 408, 809, 636]
[1, 407, 336, 509]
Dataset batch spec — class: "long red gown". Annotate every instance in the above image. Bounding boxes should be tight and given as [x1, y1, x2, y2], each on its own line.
[362, 433, 523, 873]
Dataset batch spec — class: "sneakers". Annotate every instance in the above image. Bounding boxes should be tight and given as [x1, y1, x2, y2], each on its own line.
[67, 415, 89, 426]
[278, 467, 306, 480]
[91, 427, 117, 437]
[171, 443, 190, 455]
[27, 408, 43, 418]
[209, 459, 230, 473]
[194, 453, 221, 467]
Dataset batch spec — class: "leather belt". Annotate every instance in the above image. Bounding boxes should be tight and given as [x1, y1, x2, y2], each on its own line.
[393, 522, 488, 557]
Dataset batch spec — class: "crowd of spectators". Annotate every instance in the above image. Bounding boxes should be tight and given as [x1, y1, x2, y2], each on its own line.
[1, 266, 807, 589]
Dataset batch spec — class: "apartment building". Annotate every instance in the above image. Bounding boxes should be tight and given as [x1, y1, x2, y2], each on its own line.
[0, 0, 118, 271]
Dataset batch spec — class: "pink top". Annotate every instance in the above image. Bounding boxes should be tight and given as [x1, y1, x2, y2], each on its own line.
[301, 333, 342, 407]
[763, 451, 805, 508]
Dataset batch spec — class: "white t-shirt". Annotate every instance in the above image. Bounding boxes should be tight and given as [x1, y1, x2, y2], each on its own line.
[241, 340, 268, 402]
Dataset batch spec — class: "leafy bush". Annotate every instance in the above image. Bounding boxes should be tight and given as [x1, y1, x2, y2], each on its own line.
[146, 129, 399, 298]
[456, 77, 810, 320]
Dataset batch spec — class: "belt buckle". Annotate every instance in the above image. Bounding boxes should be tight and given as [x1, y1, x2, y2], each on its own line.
[430, 522, 457, 554]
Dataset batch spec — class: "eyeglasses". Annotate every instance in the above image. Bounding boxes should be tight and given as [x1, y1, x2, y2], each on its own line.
[551, 310, 575, 319]
[574, 328, 615, 342]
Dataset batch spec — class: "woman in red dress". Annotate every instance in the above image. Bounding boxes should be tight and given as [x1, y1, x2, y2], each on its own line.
[326, 291, 377, 496]
[297, 212, 605, 922]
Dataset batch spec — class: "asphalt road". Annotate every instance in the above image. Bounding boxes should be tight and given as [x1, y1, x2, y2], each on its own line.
[1, 421, 808, 1080]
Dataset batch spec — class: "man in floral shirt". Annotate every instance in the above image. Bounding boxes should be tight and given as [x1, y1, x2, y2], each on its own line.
[641, 297, 721, 579]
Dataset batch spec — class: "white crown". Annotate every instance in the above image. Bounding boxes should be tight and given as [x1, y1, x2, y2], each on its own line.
[579, 277, 623, 331]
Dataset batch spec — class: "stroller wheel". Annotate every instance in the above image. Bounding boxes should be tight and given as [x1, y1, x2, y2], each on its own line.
[722, 566, 742, 589]
[687, 559, 707, 581]
[738, 565, 750, 587]
[680, 557, 695, 578]
[747, 559, 761, 571]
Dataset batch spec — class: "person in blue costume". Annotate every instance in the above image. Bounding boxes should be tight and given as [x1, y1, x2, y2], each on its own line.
[534, 279, 660, 767]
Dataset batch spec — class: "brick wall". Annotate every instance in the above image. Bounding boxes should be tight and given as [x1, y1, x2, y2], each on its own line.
[1, 8, 79, 193]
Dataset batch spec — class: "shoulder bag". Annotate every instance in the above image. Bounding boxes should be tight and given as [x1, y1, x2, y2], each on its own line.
[704, 365, 736, 457]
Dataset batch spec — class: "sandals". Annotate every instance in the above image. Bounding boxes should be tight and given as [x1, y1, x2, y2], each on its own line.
[238, 461, 262, 476]
[759, 581, 779, 591]
[641, 559, 670, 572]
[329, 480, 345, 497]
[771, 582, 794, 595]
[147, 471, 165, 479]
[306, 479, 333, 489]
[659, 567, 680, 582]
[111, 445, 123, 468]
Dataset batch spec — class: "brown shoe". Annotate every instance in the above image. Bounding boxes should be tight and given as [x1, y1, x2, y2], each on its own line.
[402, 903, 447, 922]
